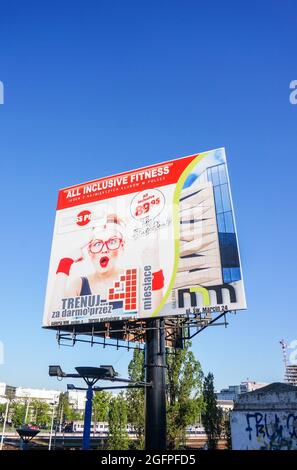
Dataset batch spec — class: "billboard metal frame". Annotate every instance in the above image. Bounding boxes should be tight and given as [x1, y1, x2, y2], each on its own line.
[55, 310, 233, 351]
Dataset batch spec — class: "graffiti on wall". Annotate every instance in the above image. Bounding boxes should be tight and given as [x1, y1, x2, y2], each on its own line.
[231, 411, 297, 450]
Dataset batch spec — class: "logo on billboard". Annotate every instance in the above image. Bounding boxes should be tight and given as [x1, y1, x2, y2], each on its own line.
[177, 284, 236, 309]
[76, 210, 92, 226]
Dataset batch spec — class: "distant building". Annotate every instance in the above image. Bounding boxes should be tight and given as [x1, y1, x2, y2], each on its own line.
[216, 385, 241, 401]
[4, 384, 17, 398]
[216, 380, 269, 403]
[0, 382, 7, 404]
[217, 399, 234, 413]
[285, 364, 297, 387]
[66, 390, 86, 411]
[280, 339, 297, 386]
[14, 386, 60, 404]
[240, 380, 268, 393]
[0, 382, 86, 411]
[0, 383, 60, 404]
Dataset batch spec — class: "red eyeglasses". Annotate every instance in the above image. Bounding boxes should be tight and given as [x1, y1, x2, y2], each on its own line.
[89, 237, 123, 254]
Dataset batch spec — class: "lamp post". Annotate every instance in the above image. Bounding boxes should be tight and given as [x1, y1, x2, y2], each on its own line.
[49, 364, 150, 450]
[23, 398, 30, 426]
[0, 398, 9, 450]
[53, 403, 63, 450]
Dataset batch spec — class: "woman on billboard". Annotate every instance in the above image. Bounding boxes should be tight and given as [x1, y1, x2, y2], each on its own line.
[57, 214, 126, 297]
[48, 213, 164, 323]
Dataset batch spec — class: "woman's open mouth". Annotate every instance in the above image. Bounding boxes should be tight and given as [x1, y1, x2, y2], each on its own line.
[99, 256, 109, 268]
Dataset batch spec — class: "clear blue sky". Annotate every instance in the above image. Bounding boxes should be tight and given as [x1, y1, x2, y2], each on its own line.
[0, 0, 296, 392]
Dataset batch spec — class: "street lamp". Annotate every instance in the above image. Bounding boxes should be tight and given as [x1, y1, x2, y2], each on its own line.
[49, 365, 65, 378]
[16, 426, 40, 450]
[49, 364, 150, 450]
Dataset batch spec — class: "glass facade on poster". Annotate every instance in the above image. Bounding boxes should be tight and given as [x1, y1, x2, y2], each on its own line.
[199, 163, 241, 283]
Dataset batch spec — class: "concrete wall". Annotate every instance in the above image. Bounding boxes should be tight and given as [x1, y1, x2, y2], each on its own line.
[231, 383, 297, 450]
[231, 410, 297, 450]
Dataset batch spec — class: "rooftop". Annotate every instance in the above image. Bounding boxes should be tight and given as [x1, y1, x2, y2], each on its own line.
[233, 382, 297, 411]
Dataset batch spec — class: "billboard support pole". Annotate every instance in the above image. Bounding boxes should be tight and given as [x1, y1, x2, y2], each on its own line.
[145, 318, 167, 450]
[82, 384, 93, 450]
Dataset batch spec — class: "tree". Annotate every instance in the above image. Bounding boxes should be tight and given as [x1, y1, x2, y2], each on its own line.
[124, 342, 204, 450]
[107, 393, 129, 450]
[126, 348, 145, 449]
[0, 403, 7, 431]
[10, 402, 26, 427]
[30, 400, 51, 428]
[166, 341, 204, 449]
[92, 390, 111, 438]
[201, 373, 223, 449]
[0, 403, 7, 420]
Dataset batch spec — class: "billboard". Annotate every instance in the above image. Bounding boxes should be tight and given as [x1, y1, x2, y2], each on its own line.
[43, 148, 246, 329]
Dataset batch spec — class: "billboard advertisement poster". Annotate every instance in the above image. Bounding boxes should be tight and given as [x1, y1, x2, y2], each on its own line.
[43, 148, 246, 329]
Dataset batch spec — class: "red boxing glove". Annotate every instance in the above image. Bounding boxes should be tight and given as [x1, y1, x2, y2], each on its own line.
[152, 269, 164, 291]
[56, 258, 74, 276]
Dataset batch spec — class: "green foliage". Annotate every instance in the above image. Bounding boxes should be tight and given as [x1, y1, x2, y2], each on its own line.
[93, 391, 112, 425]
[201, 372, 223, 449]
[124, 343, 204, 450]
[10, 399, 50, 428]
[126, 348, 145, 449]
[166, 342, 204, 449]
[107, 393, 129, 450]
[29, 399, 51, 428]
[10, 402, 26, 427]
[0, 403, 6, 419]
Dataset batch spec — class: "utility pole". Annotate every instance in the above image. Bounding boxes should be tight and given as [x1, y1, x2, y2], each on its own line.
[82, 384, 93, 450]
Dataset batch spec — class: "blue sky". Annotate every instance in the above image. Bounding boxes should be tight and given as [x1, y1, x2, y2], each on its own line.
[0, 0, 296, 392]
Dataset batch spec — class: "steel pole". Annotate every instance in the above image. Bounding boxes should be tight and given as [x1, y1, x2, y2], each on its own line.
[144, 318, 167, 450]
[48, 403, 56, 450]
[24, 399, 30, 425]
[54, 404, 63, 450]
[82, 384, 93, 450]
[0, 400, 9, 450]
